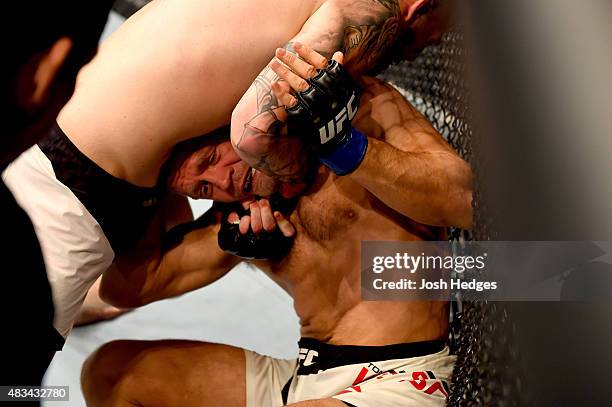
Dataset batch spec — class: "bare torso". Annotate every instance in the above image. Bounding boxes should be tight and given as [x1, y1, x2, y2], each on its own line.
[58, 0, 323, 186]
[256, 168, 449, 346]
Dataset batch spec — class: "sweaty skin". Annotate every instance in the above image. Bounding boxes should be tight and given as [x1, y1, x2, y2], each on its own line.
[256, 168, 449, 346]
[231, 0, 443, 183]
[254, 77, 453, 345]
[13, 0, 447, 333]
[58, 0, 435, 189]
[58, 0, 325, 187]
[82, 77, 471, 407]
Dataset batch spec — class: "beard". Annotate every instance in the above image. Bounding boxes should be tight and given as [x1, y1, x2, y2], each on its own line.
[251, 169, 280, 197]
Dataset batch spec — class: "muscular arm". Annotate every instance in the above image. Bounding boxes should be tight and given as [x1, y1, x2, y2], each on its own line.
[350, 76, 473, 229]
[230, 0, 405, 182]
[100, 195, 240, 308]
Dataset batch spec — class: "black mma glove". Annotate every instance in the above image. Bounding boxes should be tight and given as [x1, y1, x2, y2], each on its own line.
[216, 195, 297, 260]
[286, 60, 367, 176]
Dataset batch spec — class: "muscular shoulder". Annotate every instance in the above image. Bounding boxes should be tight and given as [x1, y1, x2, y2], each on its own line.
[352, 76, 409, 140]
[354, 76, 454, 153]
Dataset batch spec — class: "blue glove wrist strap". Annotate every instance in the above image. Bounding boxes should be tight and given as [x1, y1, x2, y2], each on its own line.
[319, 128, 368, 176]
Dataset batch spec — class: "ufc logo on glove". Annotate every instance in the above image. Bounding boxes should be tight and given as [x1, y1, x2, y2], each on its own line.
[319, 92, 359, 144]
[286, 60, 368, 176]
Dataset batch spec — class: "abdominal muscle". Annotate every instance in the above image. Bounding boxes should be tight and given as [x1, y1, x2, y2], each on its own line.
[257, 174, 450, 346]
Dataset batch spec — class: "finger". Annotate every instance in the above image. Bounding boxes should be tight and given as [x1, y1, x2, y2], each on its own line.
[227, 212, 240, 224]
[293, 42, 328, 69]
[275, 211, 296, 237]
[259, 199, 276, 232]
[332, 51, 344, 65]
[249, 202, 263, 234]
[276, 48, 318, 79]
[273, 79, 291, 94]
[270, 59, 310, 93]
[241, 198, 255, 210]
[239, 215, 251, 235]
[272, 82, 297, 108]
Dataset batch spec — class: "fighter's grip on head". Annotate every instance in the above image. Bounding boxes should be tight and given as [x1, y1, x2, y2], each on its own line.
[216, 195, 297, 260]
[286, 60, 368, 176]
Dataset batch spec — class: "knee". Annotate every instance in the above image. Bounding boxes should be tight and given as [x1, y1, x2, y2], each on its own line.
[81, 340, 139, 407]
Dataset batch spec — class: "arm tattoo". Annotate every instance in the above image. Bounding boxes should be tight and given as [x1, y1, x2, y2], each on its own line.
[251, 41, 297, 117]
[235, 43, 310, 179]
[236, 1, 403, 180]
[235, 51, 308, 179]
[372, 0, 401, 10]
[253, 67, 279, 114]
[340, 0, 402, 74]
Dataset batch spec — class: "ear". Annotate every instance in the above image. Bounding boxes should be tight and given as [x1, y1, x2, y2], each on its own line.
[17, 37, 73, 110]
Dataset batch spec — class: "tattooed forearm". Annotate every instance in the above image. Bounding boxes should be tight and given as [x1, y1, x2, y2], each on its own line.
[372, 0, 401, 12]
[339, 0, 402, 74]
[232, 0, 404, 182]
[253, 67, 280, 114]
[237, 108, 305, 179]
[234, 42, 313, 181]
[251, 42, 298, 115]
[235, 61, 307, 179]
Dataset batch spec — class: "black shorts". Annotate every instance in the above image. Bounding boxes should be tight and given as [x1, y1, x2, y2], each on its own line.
[38, 123, 164, 255]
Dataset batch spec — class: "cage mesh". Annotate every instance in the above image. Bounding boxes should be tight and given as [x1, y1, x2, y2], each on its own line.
[379, 32, 528, 406]
[380, 31, 471, 164]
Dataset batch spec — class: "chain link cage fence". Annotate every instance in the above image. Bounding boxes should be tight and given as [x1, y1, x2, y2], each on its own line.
[379, 32, 529, 406]
[109, 2, 528, 404]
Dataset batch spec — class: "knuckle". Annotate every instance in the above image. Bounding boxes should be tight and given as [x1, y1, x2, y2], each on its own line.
[273, 62, 285, 73]
[298, 80, 310, 92]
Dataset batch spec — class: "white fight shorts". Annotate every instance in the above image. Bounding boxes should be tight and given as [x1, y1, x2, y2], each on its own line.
[245, 338, 455, 407]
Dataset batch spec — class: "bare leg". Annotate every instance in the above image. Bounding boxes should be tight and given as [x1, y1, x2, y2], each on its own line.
[82, 339, 246, 407]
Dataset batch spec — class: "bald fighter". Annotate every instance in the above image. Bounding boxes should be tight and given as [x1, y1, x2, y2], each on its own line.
[82, 48, 472, 406]
[4, 0, 448, 337]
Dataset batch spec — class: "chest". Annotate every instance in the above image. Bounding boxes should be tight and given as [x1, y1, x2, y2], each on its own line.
[290, 171, 443, 247]
[293, 175, 369, 242]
